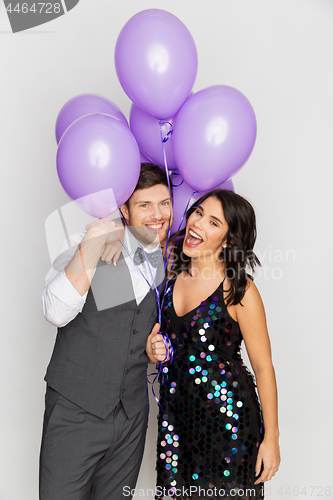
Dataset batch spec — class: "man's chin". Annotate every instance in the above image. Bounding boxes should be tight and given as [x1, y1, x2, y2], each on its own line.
[130, 227, 160, 247]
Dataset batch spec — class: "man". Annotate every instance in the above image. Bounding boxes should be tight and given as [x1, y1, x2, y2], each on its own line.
[40, 163, 173, 499]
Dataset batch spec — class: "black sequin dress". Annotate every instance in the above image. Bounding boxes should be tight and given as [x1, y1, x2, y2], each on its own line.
[155, 278, 264, 499]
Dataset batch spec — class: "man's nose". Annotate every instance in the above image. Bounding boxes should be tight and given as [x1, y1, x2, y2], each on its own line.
[150, 205, 163, 220]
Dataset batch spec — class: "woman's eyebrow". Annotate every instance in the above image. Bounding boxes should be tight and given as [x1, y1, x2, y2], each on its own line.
[197, 205, 223, 225]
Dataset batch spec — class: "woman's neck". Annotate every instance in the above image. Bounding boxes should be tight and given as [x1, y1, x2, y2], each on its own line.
[188, 258, 225, 280]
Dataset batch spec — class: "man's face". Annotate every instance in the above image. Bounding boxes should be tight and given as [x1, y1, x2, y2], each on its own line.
[121, 184, 173, 247]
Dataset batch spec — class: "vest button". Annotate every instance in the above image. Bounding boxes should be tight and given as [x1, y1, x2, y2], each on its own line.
[136, 308, 141, 314]
[125, 369, 130, 375]
[132, 329, 138, 335]
[130, 349, 134, 355]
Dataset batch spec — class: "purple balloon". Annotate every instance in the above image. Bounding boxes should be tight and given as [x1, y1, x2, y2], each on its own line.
[55, 94, 129, 144]
[173, 86, 257, 192]
[171, 173, 235, 233]
[115, 9, 198, 119]
[57, 113, 140, 218]
[130, 102, 178, 171]
[140, 151, 151, 163]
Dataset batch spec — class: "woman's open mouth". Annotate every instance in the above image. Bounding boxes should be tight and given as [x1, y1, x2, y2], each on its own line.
[185, 229, 203, 247]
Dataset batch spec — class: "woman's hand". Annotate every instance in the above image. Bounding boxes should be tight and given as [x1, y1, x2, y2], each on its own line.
[254, 436, 281, 484]
[146, 323, 169, 363]
[85, 217, 124, 266]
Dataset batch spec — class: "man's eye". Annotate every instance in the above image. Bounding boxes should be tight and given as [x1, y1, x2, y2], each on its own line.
[162, 201, 170, 206]
[140, 204, 148, 208]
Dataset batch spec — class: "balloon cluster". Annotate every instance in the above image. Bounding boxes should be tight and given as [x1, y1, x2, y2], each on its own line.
[56, 8, 257, 222]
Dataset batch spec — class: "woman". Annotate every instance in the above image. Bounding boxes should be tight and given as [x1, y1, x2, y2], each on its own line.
[155, 189, 280, 500]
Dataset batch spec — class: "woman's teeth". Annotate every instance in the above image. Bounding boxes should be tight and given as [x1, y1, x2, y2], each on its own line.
[186, 229, 203, 246]
[189, 229, 203, 240]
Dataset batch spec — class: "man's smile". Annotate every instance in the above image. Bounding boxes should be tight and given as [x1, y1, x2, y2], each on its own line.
[144, 222, 166, 231]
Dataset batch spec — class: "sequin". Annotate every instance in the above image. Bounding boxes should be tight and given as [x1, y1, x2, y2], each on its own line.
[156, 280, 264, 500]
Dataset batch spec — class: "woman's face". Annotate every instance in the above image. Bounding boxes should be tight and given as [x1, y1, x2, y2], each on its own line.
[183, 196, 228, 261]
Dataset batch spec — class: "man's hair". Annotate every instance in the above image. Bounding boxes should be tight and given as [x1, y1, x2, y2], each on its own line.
[125, 163, 172, 209]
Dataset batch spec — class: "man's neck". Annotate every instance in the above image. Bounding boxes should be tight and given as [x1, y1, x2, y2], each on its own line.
[125, 227, 161, 252]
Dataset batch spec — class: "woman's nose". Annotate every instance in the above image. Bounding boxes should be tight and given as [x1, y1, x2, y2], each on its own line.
[192, 216, 203, 230]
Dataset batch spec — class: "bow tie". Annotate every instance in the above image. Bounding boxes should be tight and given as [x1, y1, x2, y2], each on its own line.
[133, 246, 163, 268]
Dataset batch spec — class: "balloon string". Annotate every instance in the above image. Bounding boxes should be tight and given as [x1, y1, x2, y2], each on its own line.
[116, 219, 158, 297]
[153, 123, 179, 378]
[116, 218, 174, 376]
[147, 371, 163, 411]
[177, 189, 197, 232]
[171, 171, 184, 188]
[157, 120, 175, 368]
[144, 120, 179, 412]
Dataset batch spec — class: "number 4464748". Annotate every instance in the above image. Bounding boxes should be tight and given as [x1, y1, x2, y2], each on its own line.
[5, 3, 61, 14]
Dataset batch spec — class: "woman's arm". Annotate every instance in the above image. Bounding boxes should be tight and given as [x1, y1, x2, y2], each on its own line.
[235, 279, 281, 484]
[65, 218, 120, 296]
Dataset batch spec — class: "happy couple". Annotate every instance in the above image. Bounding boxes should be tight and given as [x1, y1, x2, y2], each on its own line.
[40, 162, 280, 500]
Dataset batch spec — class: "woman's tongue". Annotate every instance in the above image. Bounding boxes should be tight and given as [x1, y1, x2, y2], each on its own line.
[187, 234, 203, 247]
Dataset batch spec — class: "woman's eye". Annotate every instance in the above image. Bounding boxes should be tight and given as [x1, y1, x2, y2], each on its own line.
[210, 220, 218, 227]
[195, 209, 202, 216]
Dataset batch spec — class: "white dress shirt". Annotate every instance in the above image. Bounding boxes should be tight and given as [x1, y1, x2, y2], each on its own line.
[41, 228, 163, 328]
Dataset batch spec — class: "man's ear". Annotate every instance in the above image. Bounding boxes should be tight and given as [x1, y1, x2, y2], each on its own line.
[120, 203, 129, 222]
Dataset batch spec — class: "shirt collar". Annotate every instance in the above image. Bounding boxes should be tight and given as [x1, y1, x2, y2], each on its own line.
[123, 226, 161, 256]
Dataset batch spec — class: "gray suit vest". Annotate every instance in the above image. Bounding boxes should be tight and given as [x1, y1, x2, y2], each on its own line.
[45, 255, 162, 419]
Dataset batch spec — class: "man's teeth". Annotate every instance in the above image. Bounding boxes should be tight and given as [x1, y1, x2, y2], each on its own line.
[146, 223, 163, 229]
[189, 229, 202, 240]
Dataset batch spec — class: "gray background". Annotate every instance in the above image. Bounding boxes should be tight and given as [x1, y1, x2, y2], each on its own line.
[0, 0, 332, 499]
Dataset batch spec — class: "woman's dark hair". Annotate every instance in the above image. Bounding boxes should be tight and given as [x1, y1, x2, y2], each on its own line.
[171, 189, 261, 306]
[125, 163, 173, 208]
